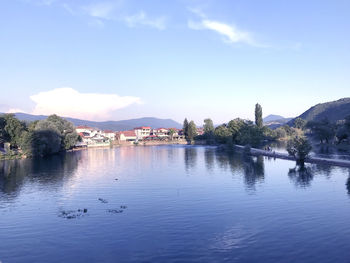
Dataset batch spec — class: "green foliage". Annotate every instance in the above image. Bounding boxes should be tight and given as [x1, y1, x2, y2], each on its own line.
[255, 103, 263, 128]
[20, 115, 79, 156]
[168, 128, 176, 140]
[236, 123, 263, 147]
[307, 118, 336, 143]
[280, 125, 299, 138]
[227, 118, 246, 141]
[287, 136, 312, 164]
[275, 127, 287, 139]
[203, 118, 214, 137]
[187, 121, 197, 141]
[214, 124, 232, 144]
[183, 118, 189, 138]
[2, 114, 27, 147]
[294, 118, 307, 130]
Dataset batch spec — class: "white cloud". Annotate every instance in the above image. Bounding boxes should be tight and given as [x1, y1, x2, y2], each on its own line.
[188, 19, 255, 45]
[124, 11, 167, 30]
[82, 2, 117, 20]
[30, 87, 141, 121]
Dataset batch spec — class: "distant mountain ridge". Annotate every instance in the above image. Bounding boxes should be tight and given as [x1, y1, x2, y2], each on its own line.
[263, 114, 293, 129]
[6, 113, 182, 131]
[289, 98, 350, 124]
[263, 114, 286, 123]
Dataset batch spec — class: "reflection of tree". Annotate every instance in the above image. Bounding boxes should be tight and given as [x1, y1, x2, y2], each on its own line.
[346, 172, 350, 196]
[214, 150, 265, 191]
[288, 166, 314, 188]
[184, 147, 197, 172]
[204, 148, 215, 171]
[0, 152, 81, 197]
[242, 155, 265, 191]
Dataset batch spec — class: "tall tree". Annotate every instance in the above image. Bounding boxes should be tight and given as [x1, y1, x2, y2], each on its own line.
[255, 103, 263, 128]
[183, 118, 189, 138]
[203, 118, 214, 137]
[187, 121, 197, 141]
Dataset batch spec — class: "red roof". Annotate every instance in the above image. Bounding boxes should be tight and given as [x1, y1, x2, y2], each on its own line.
[119, 130, 136, 137]
[103, 130, 114, 133]
[134, 126, 151, 130]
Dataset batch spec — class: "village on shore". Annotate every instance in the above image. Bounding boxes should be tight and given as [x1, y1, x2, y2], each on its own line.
[75, 125, 204, 147]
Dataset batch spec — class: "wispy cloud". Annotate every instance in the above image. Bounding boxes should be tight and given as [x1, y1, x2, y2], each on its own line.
[30, 87, 141, 121]
[124, 11, 166, 30]
[82, 2, 118, 20]
[80, 2, 166, 30]
[188, 9, 263, 47]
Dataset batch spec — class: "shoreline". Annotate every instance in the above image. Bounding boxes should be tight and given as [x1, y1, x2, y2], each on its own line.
[233, 145, 350, 168]
[3, 142, 350, 168]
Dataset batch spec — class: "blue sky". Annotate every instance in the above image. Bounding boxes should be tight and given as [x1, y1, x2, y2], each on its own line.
[1, 0, 349, 124]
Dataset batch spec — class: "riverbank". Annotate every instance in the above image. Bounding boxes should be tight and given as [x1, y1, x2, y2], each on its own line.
[234, 145, 350, 168]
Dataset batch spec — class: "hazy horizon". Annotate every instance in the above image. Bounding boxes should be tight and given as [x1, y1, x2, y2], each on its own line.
[1, 0, 349, 124]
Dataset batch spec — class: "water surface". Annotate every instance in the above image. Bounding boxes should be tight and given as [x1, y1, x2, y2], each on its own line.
[1, 145, 350, 262]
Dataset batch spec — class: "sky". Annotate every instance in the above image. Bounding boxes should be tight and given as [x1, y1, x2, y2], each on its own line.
[1, 0, 350, 124]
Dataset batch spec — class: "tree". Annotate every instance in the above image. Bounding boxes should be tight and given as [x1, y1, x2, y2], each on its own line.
[168, 128, 176, 141]
[203, 118, 214, 138]
[3, 114, 26, 147]
[214, 124, 232, 144]
[183, 118, 189, 138]
[187, 121, 197, 141]
[307, 118, 335, 144]
[227, 118, 246, 142]
[21, 115, 79, 156]
[287, 136, 312, 165]
[294, 118, 307, 130]
[275, 127, 287, 139]
[236, 123, 263, 147]
[255, 103, 263, 128]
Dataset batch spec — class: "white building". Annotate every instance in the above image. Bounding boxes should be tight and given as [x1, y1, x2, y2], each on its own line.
[134, 127, 151, 140]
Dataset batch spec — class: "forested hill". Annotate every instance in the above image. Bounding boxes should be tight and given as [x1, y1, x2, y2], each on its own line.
[290, 98, 350, 124]
[6, 113, 182, 131]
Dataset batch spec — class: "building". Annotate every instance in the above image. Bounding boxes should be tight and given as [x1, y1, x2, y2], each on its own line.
[102, 130, 116, 141]
[134, 127, 151, 140]
[117, 130, 137, 142]
[153, 128, 169, 137]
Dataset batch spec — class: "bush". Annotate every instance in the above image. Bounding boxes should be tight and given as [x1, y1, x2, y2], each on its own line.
[287, 136, 312, 165]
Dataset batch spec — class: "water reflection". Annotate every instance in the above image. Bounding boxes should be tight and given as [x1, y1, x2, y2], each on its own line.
[242, 155, 265, 191]
[184, 147, 197, 171]
[0, 152, 81, 198]
[288, 166, 314, 188]
[347, 172, 350, 196]
[204, 148, 215, 171]
[214, 150, 265, 191]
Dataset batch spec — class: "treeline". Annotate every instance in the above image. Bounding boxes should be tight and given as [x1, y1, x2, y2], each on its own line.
[183, 104, 300, 147]
[0, 114, 79, 157]
[305, 116, 350, 145]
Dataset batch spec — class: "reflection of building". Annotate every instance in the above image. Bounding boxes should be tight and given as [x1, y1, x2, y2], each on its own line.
[134, 127, 151, 140]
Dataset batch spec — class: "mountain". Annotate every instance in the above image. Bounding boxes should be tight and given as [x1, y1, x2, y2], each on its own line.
[7, 113, 182, 131]
[263, 114, 285, 123]
[289, 98, 350, 124]
[263, 115, 293, 129]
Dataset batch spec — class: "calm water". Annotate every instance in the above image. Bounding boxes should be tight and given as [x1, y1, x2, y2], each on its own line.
[1, 145, 350, 263]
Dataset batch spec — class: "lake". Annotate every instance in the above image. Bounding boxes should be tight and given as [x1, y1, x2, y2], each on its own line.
[1, 145, 350, 262]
